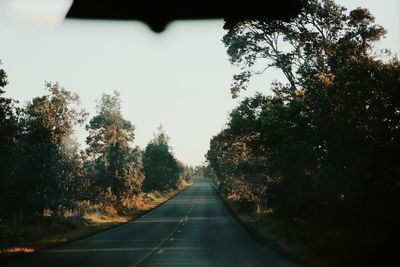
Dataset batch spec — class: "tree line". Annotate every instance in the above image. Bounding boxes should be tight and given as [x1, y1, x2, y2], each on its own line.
[206, 0, 399, 265]
[0, 73, 190, 222]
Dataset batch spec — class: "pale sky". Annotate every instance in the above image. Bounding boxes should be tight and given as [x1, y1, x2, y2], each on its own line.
[0, 0, 399, 166]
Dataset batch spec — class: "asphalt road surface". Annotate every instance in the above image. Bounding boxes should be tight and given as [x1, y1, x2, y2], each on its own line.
[5, 178, 298, 267]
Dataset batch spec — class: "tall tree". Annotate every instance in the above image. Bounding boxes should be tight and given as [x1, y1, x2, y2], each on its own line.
[20, 82, 86, 217]
[142, 126, 182, 192]
[86, 91, 143, 210]
[0, 62, 22, 220]
[209, 1, 400, 264]
[223, 0, 385, 97]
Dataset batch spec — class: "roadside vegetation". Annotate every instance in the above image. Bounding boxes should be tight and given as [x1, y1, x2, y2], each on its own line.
[204, 0, 400, 266]
[0, 70, 192, 255]
[0, 181, 191, 256]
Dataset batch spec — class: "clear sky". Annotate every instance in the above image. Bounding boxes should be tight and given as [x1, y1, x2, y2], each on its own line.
[0, 0, 399, 166]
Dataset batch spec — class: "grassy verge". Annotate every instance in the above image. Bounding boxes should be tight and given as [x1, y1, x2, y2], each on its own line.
[215, 185, 396, 267]
[0, 180, 192, 258]
[214, 188, 321, 267]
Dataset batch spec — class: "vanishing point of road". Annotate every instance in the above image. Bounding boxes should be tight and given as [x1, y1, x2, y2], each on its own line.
[5, 178, 298, 267]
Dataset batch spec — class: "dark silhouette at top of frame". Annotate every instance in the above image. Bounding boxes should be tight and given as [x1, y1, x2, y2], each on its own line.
[66, 0, 304, 32]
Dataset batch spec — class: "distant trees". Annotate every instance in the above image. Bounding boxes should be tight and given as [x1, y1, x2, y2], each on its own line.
[0, 67, 186, 222]
[142, 126, 182, 192]
[208, 0, 400, 264]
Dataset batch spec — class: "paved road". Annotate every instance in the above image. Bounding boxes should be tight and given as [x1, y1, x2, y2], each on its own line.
[5, 178, 298, 267]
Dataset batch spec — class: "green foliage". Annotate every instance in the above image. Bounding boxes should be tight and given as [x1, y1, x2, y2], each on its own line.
[223, 0, 386, 97]
[0, 80, 87, 219]
[142, 126, 182, 192]
[207, 100, 269, 209]
[210, 1, 400, 264]
[0, 70, 184, 221]
[0, 63, 186, 230]
[0, 62, 21, 219]
[19, 83, 87, 216]
[86, 91, 143, 212]
[86, 92, 135, 156]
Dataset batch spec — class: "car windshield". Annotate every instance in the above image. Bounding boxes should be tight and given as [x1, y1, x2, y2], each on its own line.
[0, 1, 399, 267]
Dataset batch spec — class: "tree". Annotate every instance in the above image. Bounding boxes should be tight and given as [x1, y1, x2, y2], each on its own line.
[208, 57, 400, 265]
[221, 0, 399, 221]
[86, 91, 143, 211]
[0, 62, 22, 220]
[19, 82, 86, 217]
[210, 1, 400, 264]
[223, 0, 385, 97]
[207, 95, 272, 212]
[142, 126, 182, 192]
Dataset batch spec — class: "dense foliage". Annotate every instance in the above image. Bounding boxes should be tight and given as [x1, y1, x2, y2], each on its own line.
[142, 126, 183, 192]
[208, 0, 400, 265]
[0, 69, 187, 223]
[85, 92, 143, 212]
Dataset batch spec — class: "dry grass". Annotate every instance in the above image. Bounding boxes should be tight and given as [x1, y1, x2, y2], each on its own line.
[177, 178, 192, 189]
[132, 192, 167, 211]
[0, 181, 192, 257]
[83, 212, 129, 224]
[0, 247, 35, 256]
[219, 191, 321, 267]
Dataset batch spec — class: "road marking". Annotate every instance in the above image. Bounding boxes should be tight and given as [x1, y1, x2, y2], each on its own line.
[42, 247, 153, 253]
[134, 219, 182, 223]
[79, 239, 164, 243]
[79, 222, 126, 241]
[130, 219, 184, 267]
[141, 210, 155, 218]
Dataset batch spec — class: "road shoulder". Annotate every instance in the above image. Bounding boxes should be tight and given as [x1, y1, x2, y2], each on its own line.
[211, 182, 317, 267]
[0, 182, 193, 262]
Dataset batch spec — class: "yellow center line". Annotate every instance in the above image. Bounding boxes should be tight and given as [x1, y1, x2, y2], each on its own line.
[130, 218, 184, 267]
